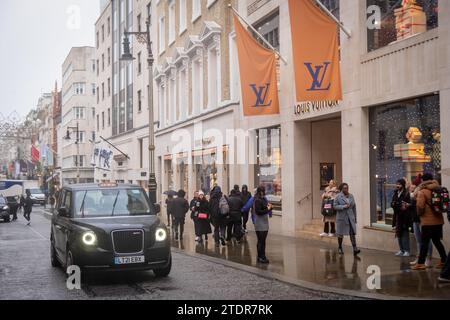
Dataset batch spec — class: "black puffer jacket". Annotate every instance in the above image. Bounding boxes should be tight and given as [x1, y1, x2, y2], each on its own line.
[228, 194, 244, 222]
[171, 197, 189, 221]
[209, 186, 227, 226]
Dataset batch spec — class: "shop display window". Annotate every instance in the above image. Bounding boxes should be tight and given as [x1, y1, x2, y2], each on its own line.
[369, 95, 440, 227]
[255, 127, 282, 211]
[367, 0, 438, 52]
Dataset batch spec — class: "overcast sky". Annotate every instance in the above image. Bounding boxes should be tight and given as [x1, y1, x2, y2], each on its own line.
[0, 0, 100, 120]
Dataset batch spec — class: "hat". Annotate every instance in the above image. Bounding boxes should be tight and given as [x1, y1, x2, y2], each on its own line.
[198, 191, 205, 196]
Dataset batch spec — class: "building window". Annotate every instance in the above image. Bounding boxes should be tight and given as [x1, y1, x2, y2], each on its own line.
[102, 25, 105, 42]
[138, 90, 142, 112]
[367, 0, 438, 52]
[96, 60, 100, 76]
[255, 127, 282, 211]
[108, 47, 111, 65]
[102, 82, 105, 100]
[96, 31, 99, 48]
[102, 54, 105, 71]
[107, 17, 111, 35]
[138, 52, 142, 74]
[73, 107, 86, 120]
[207, 46, 220, 109]
[92, 83, 96, 95]
[253, 10, 280, 51]
[73, 83, 86, 95]
[168, 0, 176, 44]
[107, 108, 111, 126]
[108, 78, 111, 96]
[137, 14, 142, 32]
[194, 153, 217, 194]
[97, 114, 100, 131]
[97, 87, 100, 103]
[191, 58, 203, 116]
[139, 138, 144, 168]
[369, 94, 441, 227]
[158, 83, 166, 128]
[102, 112, 105, 129]
[179, 0, 187, 33]
[178, 68, 187, 120]
[192, 0, 201, 22]
[229, 34, 239, 101]
[169, 77, 176, 124]
[159, 16, 165, 54]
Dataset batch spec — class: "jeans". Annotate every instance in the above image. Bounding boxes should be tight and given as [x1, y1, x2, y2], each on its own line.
[173, 218, 185, 238]
[413, 222, 433, 257]
[418, 225, 447, 265]
[242, 211, 249, 230]
[213, 225, 226, 243]
[397, 229, 410, 253]
[23, 210, 31, 222]
[441, 253, 450, 279]
[256, 231, 268, 259]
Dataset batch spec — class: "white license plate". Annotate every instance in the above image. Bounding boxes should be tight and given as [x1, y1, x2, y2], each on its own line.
[114, 256, 145, 265]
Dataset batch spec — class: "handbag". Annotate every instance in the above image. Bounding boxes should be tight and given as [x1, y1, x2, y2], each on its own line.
[321, 198, 335, 217]
[198, 213, 208, 220]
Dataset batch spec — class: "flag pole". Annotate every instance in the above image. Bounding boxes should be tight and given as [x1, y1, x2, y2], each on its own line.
[228, 4, 288, 65]
[313, 0, 352, 38]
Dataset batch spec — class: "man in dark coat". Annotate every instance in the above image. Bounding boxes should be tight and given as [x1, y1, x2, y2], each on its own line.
[171, 190, 189, 240]
[209, 186, 227, 247]
[391, 178, 412, 257]
[227, 189, 244, 242]
[23, 190, 33, 226]
[240, 185, 252, 232]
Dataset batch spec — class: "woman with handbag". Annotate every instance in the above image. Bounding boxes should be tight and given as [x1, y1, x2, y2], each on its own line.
[320, 180, 338, 237]
[192, 191, 212, 244]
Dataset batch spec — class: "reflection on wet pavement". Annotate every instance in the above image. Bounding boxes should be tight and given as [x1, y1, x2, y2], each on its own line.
[170, 219, 450, 299]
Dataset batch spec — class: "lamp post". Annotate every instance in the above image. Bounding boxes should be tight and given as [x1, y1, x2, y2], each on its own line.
[64, 122, 80, 184]
[120, 16, 157, 206]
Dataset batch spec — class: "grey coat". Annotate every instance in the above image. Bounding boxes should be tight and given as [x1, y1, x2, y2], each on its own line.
[333, 192, 357, 236]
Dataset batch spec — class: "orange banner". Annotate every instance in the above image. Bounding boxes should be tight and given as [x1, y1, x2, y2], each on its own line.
[289, 0, 342, 102]
[233, 14, 280, 117]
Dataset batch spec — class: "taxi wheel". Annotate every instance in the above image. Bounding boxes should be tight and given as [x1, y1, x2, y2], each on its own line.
[153, 254, 172, 278]
[65, 249, 75, 274]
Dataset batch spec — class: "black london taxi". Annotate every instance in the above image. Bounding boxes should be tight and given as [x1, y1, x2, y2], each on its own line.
[50, 183, 171, 277]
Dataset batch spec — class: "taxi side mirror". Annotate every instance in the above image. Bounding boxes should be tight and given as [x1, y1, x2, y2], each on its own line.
[154, 203, 161, 214]
[58, 207, 69, 217]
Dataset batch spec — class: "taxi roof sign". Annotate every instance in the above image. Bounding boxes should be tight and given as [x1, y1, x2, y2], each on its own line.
[99, 182, 118, 188]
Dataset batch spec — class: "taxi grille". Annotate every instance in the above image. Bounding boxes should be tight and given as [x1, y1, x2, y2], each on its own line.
[112, 230, 144, 254]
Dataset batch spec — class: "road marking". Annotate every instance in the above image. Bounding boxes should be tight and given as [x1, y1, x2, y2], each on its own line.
[0, 238, 48, 245]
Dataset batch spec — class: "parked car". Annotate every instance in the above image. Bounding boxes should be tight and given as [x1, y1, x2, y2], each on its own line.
[0, 196, 11, 222]
[27, 188, 46, 205]
[50, 183, 170, 277]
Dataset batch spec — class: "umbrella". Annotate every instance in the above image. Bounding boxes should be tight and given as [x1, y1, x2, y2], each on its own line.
[163, 190, 178, 197]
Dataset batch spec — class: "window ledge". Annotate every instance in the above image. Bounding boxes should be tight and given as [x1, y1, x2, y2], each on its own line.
[363, 225, 395, 233]
[191, 14, 201, 24]
[179, 28, 187, 37]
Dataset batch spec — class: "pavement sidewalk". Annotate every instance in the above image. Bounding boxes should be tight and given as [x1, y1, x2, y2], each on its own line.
[169, 216, 450, 300]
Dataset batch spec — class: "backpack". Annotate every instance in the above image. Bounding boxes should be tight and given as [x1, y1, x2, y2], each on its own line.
[219, 195, 230, 215]
[428, 187, 450, 214]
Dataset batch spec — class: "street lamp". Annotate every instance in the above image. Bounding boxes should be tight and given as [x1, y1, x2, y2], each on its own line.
[120, 16, 157, 206]
[64, 122, 80, 184]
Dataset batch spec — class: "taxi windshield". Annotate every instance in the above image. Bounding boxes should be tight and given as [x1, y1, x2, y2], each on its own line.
[74, 188, 153, 218]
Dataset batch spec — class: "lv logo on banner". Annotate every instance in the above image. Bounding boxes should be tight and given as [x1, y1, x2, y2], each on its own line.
[304, 62, 332, 91]
[250, 84, 273, 108]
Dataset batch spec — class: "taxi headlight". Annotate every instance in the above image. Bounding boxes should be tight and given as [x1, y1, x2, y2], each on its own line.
[155, 228, 167, 242]
[82, 231, 97, 246]
[3, 206, 9, 210]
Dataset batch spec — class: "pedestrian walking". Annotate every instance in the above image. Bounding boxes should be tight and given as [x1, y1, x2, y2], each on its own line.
[333, 183, 360, 256]
[191, 191, 212, 244]
[165, 194, 174, 228]
[171, 190, 189, 241]
[409, 184, 433, 267]
[209, 186, 228, 247]
[241, 185, 252, 233]
[22, 190, 33, 226]
[411, 173, 447, 270]
[253, 186, 272, 264]
[190, 191, 201, 241]
[10, 195, 19, 221]
[391, 178, 413, 257]
[227, 189, 244, 243]
[320, 180, 338, 237]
